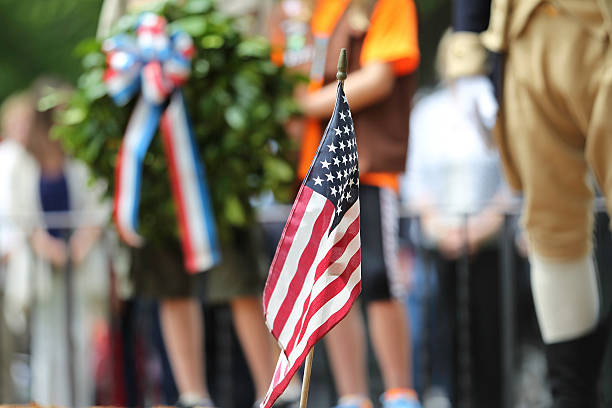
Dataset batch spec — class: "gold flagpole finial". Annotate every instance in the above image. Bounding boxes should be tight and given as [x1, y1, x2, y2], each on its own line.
[336, 48, 348, 82]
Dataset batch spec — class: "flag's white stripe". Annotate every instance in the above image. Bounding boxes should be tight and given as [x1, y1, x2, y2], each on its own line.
[269, 197, 358, 342]
[309, 231, 360, 301]
[265, 192, 328, 328]
[276, 199, 360, 347]
[287, 261, 361, 365]
[262, 259, 361, 408]
[281, 231, 360, 352]
[117, 98, 157, 236]
[166, 94, 214, 269]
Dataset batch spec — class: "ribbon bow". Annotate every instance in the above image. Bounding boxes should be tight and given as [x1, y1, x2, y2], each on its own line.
[103, 13, 220, 273]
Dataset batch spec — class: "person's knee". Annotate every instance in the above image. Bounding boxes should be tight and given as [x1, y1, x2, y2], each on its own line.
[360, 267, 392, 303]
[523, 182, 594, 260]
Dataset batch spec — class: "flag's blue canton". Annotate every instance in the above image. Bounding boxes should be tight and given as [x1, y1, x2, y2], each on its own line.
[305, 84, 359, 232]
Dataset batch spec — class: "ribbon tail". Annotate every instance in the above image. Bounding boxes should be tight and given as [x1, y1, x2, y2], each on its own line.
[160, 90, 220, 273]
[114, 97, 162, 246]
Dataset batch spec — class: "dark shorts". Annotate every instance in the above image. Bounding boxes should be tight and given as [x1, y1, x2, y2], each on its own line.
[130, 228, 267, 302]
[360, 184, 403, 302]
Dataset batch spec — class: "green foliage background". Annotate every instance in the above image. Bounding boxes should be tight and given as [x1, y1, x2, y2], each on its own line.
[0, 0, 451, 243]
[0, 0, 103, 102]
[53, 0, 302, 244]
[0, 0, 451, 104]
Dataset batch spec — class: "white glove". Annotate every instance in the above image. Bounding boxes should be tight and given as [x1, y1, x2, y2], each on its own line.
[451, 75, 498, 131]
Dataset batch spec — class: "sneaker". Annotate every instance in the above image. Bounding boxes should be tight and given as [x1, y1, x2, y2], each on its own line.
[333, 395, 374, 408]
[381, 388, 422, 408]
[176, 395, 217, 408]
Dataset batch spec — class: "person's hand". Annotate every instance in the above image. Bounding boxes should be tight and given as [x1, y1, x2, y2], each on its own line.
[466, 212, 504, 255]
[438, 227, 466, 260]
[285, 117, 306, 143]
[31, 230, 68, 268]
[451, 75, 498, 133]
[69, 227, 102, 266]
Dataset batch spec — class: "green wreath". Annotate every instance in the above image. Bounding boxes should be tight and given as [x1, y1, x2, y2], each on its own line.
[53, 0, 302, 245]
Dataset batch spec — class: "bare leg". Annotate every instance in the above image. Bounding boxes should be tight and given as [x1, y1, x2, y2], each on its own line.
[230, 296, 276, 401]
[367, 299, 411, 390]
[324, 305, 368, 397]
[160, 298, 209, 399]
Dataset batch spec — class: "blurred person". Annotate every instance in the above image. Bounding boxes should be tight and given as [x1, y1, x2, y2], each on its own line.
[0, 91, 36, 403]
[447, 0, 612, 406]
[268, 1, 421, 407]
[98, 1, 289, 406]
[97, 2, 215, 406]
[6, 78, 112, 406]
[0, 92, 33, 263]
[403, 31, 511, 405]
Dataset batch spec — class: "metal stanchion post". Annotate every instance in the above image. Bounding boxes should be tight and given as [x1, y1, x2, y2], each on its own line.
[420, 216, 433, 394]
[63, 231, 76, 408]
[500, 214, 515, 408]
[457, 214, 471, 408]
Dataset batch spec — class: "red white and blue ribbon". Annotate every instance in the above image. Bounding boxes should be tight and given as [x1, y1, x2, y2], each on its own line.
[103, 13, 220, 273]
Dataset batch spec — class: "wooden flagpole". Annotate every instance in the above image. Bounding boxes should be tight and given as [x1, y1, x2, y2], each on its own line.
[298, 47, 348, 408]
[299, 348, 315, 408]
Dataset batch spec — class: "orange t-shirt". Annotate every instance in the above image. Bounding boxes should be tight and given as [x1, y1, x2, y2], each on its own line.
[300, 0, 419, 191]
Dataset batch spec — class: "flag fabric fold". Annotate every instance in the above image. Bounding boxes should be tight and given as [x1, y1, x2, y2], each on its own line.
[261, 83, 361, 408]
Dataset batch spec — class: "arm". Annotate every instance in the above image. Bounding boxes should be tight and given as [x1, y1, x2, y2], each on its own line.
[466, 186, 512, 253]
[68, 160, 112, 265]
[300, 62, 395, 119]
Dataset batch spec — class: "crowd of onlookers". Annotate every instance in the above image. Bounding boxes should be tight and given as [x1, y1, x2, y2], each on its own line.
[2, 1, 612, 408]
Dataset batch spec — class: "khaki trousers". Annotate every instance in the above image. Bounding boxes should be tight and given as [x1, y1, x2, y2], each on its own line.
[498, 0, 612, 259]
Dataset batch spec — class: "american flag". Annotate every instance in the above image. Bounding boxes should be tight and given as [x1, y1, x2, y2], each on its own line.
[261, 83, 361, 408]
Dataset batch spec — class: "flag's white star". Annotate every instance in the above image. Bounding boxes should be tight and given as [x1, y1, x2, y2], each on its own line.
[333, 157, 341, 166]
[338, 141, 346, 151]
[334, 127, 342, 136]
[349, 178, 354, 187]
[341, 156, 347, 165]
[330, 186, 337, 196]
[343, 126, 350, 135]
[343, 95, 348, 104]
[337, 205, 342, 215]
[327, 143, 337, 153]
[339, 111, 346, 121]
[340, 192, 345, 202]
[336, 171, 343, 180]
[321, 159, 330, 169]
[348, 110, 352, 118]
[346, 191, 351, 200]
[344, 169, 349, 178]
[313, 176, 323, 186]
[325, 173, 335, 182]
[351, 124, 354, 132]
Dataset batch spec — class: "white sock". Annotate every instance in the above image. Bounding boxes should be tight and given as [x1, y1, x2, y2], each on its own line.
[530, 253, 600, 343]
[179, 392, 212, 406]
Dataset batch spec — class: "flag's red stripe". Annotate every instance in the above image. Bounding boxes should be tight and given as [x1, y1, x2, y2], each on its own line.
[160, 112, 196, 272]
[287, 247, 361, 355]
[271, 198, 334, 338]
[314, 216, 360, 281]
[262, 281, 362, 408]
[284, 216, 360, 353]
[263, 185, 313, 310]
